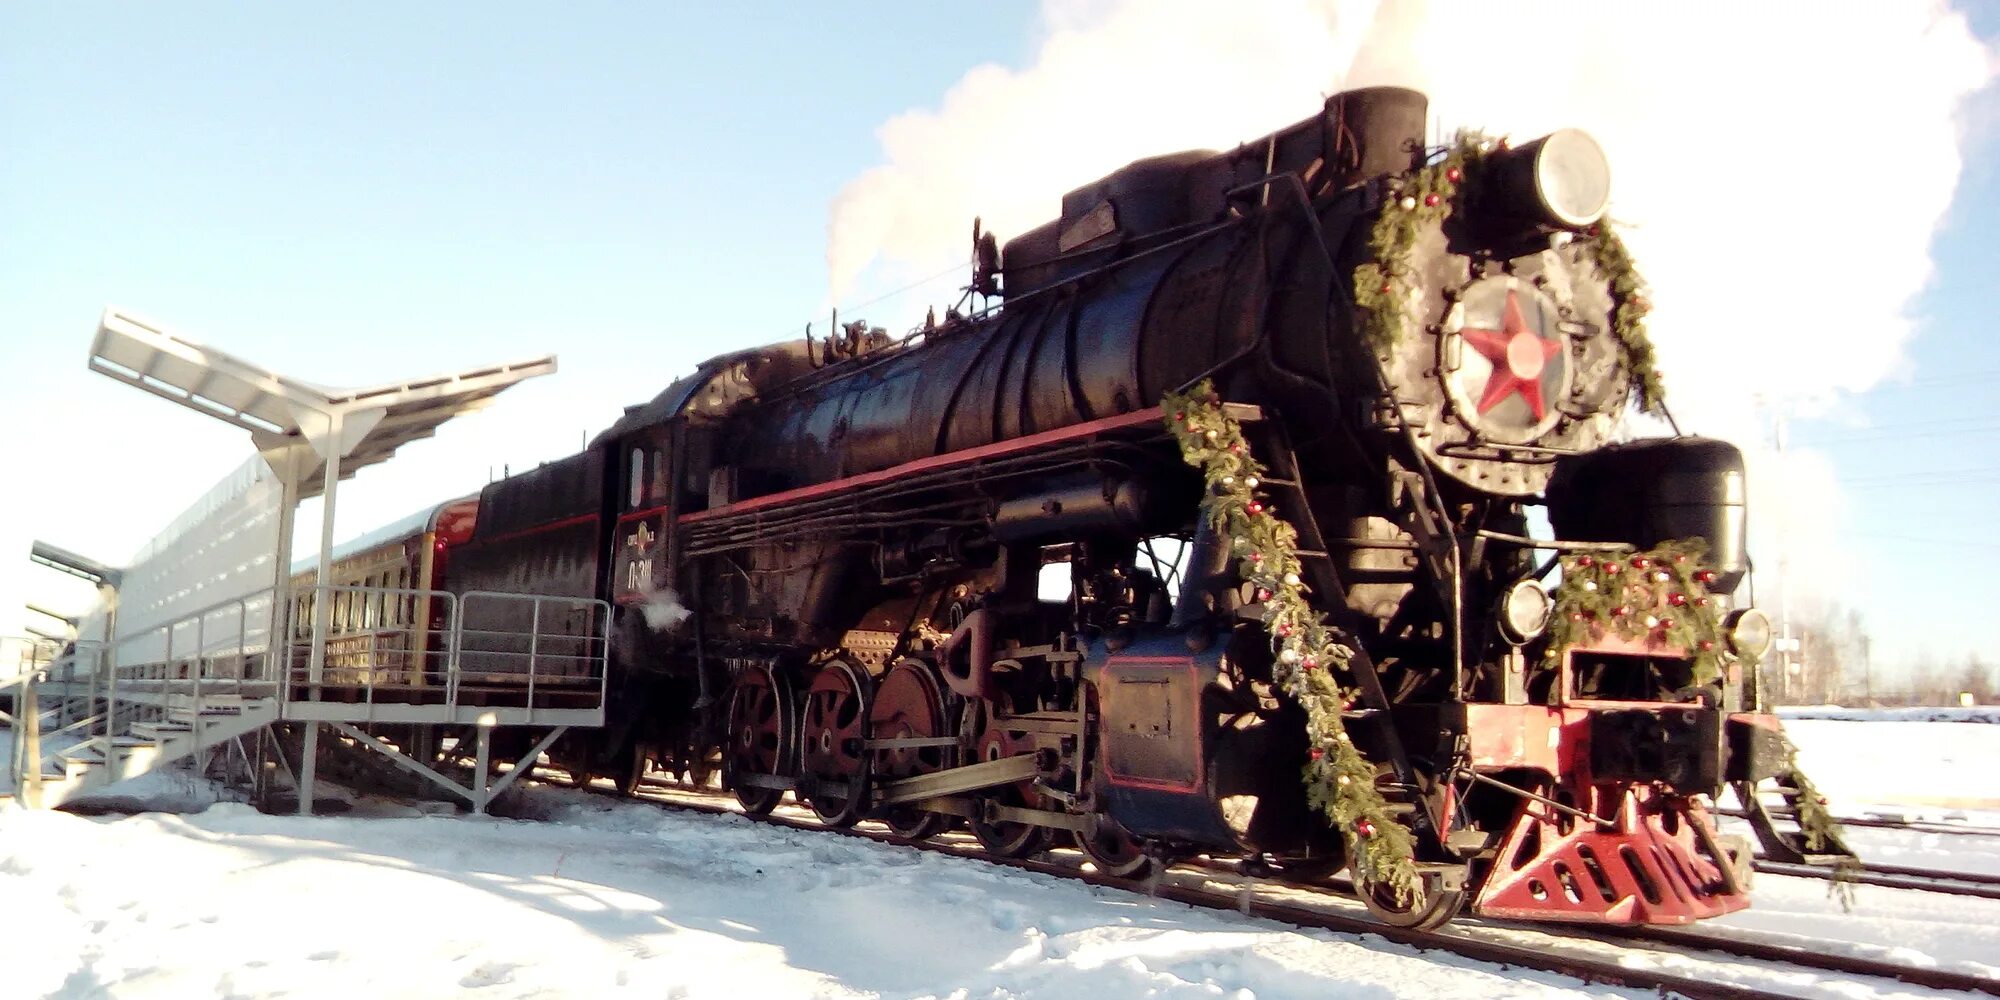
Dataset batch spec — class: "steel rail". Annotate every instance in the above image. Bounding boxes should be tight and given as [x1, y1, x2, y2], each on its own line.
[1754, 859, 2000, 900]
[521, 770, 1999, 999]
[1718, 805, 2000, 840]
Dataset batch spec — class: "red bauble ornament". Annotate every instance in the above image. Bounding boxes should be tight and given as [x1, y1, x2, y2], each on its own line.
[1249, 551, 1263, 563]
[1612, 605, 1633, 618]
[1247, 501, 1264, 515]
[1423, 193, 1440, 207]
[1309, 747, 1325, 762]
[1694, 597, 1710, 608]
[1355, 818, 1376, 838]
[1673, 554, 1688, 565]
[1277, 623, 1292, 637]
[1630, 555, 1650, 570]
[1445, 166, 1462, 183]
[1657, 617, 1674, 630]
[1668, 593, 1687, 607]
[1229, 443, 1244, 454]
[1576, 555, 1594, 569]
[1174, 411, 1186, 422]
[1698, 640, 1716, 652]
[1379, 283, 1392, 294]
[1303, 656, 1317, 670]
[1255, 587, 1272, 601]
[1696, 570, 1717, 585]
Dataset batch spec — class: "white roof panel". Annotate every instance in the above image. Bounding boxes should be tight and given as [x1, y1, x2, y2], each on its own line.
[90, 307, 555, 500]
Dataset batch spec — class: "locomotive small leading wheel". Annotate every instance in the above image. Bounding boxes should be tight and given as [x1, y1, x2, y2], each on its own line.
[723, 662, 796, 816]
[1357, 870, 1466, 931]
[1073, 817, 1157, 880]
[799, 660, 872, 828]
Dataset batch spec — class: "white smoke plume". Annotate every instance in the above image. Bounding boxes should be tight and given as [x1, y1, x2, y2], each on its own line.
[828, 0, 1992, 603]
[639, 585, 693, 633]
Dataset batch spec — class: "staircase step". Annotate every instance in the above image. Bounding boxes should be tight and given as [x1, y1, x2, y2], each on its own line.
[131, 721, 192, 739]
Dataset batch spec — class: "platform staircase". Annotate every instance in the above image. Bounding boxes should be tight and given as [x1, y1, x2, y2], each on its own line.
[4, 670, 278, 811]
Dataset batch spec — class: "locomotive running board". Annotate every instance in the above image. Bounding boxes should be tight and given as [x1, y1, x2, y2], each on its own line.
[874, 754, 1040, 807]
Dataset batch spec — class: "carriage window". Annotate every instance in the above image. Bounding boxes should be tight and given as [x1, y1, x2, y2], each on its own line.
[629, 447, 645, 509]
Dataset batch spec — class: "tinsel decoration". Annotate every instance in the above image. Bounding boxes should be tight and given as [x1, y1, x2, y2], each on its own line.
[1577, 224, 1666, 414]
[1164, 381, 1418, 902]
[1351, 131, 1665, 414]
[1545, 539, 1733, 686]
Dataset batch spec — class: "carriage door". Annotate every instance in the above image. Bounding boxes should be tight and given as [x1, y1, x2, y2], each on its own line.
[612, 432, 670, 606]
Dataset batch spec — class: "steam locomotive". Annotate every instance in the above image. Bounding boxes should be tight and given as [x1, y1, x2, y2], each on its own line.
[402, 86, 1835, 928]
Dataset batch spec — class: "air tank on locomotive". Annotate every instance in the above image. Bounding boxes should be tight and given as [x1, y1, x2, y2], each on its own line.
[1546, 437, 1750, 595]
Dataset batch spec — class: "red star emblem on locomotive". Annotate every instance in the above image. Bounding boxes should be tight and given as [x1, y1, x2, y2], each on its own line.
[1460, 289, 1562, 420]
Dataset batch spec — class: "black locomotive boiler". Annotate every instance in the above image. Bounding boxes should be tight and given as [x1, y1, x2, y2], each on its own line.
[445, 86, 1833, 929]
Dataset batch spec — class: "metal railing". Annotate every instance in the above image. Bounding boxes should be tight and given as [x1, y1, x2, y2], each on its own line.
[282, 583, 458, 708]
[281, 584, 611, 718]
[451, 590, 611, 711]
[4, 583, 612, 794]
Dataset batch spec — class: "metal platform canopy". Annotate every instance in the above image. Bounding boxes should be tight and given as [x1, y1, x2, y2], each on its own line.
[89, 307, 555, 812]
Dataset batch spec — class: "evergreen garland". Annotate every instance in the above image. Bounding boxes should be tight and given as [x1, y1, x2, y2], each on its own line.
[1578, 225, 1666, 414]
[1164, 381, 1418, 902]
[1353, 136, 1482, 358]
[1351, 132, 1666, 413]
[1545, 539, 1733, 686]
[1784, 741, 1860, 909]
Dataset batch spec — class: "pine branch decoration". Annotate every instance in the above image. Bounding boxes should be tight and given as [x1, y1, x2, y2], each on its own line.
[1353, 135, 1482, 358]
[1546, 539, 1733, 686]
[1164, 381, 1419, 901]
[1578, 224, 1666, 413]
[1352, 131, 1665, 413]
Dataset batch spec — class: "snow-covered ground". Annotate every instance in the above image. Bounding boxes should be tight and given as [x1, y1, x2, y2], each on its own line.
[0, 718, 1994, 998]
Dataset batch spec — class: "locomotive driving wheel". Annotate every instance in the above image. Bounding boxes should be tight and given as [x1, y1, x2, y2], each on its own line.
[800, 659, 873, 828]
[966, 703, 1053, 858]
[723, 662, 796, 816]
[616, 740, 651, 797]
[869, 657, 955, 840]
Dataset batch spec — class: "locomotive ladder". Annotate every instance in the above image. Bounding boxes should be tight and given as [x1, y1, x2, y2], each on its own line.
[1235, 416, 1445, 852]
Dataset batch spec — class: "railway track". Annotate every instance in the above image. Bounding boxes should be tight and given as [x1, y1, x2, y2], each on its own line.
[532, 771, 2000, 999]
[1718, 806, 2000, 840]
[1754, 858, 2000, 901]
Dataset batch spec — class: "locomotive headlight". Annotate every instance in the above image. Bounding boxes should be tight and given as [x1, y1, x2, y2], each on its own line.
[1724, 608, 1774, 659]
[1485, 128, 1612, 231]
[1498, 579, 1553, 644]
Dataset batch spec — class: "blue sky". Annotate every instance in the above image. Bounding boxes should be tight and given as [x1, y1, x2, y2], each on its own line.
[2, 4, 1994, 690]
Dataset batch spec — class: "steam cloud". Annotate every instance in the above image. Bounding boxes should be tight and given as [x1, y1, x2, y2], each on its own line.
[828, 0, 1992, 604]
[639, 585, 693, 633]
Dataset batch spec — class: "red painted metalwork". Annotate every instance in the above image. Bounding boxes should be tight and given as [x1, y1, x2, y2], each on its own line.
[1473, 784, 1747, 924]
[678, 407, 1170, 526]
